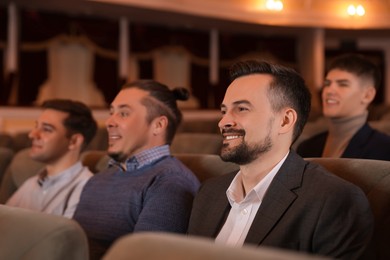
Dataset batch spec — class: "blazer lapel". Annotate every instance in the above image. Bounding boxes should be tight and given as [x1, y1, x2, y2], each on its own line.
[245, 151, 306, 245]
[199, 172, 235, 238]
[342, 123, 371, 158]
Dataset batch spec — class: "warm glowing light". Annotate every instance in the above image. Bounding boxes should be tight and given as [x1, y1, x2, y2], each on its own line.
[347, 4, 365, 16]
[356, 5, 365, 16]
[266, 0, 283, 11]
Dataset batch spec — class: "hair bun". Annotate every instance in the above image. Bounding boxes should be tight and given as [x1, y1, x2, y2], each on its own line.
[172, 87, 190, 101]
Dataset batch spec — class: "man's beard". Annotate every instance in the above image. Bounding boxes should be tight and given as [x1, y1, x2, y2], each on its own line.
[108, 152, 127, 163]
[220, 129, 272, 165]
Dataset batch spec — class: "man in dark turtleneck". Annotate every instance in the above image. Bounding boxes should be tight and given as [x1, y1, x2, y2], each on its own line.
[297, 53, 390, 160]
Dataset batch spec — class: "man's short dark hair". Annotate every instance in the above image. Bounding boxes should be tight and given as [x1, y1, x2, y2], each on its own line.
[229, 60, 311, 144]
[42, 99, 98, 151]
[327, 53, 381, 90]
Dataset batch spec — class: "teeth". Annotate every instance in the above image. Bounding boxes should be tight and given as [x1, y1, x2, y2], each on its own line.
[326, 99, 337, 104]
[225, 135, 240, 140]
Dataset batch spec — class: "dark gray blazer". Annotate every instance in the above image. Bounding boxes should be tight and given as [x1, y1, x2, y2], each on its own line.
[188, 151, 373, 259]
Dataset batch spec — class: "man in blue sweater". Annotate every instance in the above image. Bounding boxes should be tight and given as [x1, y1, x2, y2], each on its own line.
[73, 80, 200, 259]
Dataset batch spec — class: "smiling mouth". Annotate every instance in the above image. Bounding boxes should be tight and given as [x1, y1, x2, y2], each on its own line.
[325, 99, 338, 104]
[108, 134, 121, 140]
[224, 135, 241, 140]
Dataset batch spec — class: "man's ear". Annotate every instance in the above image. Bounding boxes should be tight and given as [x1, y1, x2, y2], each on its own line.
[362, 86, 376, 105]
[69, 133, 84, 150]
[279, 108, 297, 135]
[152, 116, 168, 136]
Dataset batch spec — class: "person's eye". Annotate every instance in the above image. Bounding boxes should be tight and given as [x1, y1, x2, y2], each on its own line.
[238, 107, 248, 112]
[42, 127, 53, 133]
[120, 111, 129, 118]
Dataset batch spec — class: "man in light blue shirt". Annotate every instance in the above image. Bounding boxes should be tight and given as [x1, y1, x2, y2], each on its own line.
[6, 99, 97, 218]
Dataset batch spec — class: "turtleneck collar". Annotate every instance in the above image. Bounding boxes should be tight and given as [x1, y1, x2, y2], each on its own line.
[322, 111, 368, 157]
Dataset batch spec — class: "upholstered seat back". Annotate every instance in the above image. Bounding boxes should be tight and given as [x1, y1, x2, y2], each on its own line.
[81, 150, 239, 182]
[306, 158, 390, 260]
[0, 147, 14, 186]
[0, 133, 14, 150]
[174, 153, 238, 182]
[103, 232, 326, 260]
[171, 133, 223, 155]
[0, 148, 44, 203]
[0, 205, 88, 260]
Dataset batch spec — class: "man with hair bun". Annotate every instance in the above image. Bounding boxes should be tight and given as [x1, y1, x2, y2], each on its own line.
[74, 80, 200, 259]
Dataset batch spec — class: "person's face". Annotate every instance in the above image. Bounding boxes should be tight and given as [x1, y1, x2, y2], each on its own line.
[106, 88, 156, 162]
[29, 109, 72, 164]
[322, 69, 375, 119]
[218, 74, 277, 165]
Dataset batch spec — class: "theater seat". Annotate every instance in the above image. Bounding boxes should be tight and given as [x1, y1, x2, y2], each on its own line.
[81, 150, 239, 182]
[306, 157, 390, 260]
[174, 153, 238, 182]
[0, 205, 88, 260]
[103, 232, 325, 260]
[76, 150, 390, 260]
[0, 147, 14, 186]
[171, 133, 222, 155]
[0, 148, 44, 203]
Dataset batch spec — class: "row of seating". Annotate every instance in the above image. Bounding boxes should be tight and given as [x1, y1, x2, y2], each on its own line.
[0, 205, 325, 260]
[3, 118, 390, 154]
[1, 150, 390, 259]
[0, 117, 221, 153]
[0, 130, 224, 156]
[0, 132, 223, 188]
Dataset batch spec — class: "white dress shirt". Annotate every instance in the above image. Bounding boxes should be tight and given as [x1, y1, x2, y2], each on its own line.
[215, 152, 289, 247]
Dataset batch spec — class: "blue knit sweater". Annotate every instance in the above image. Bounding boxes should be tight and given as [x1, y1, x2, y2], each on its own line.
[73, 155, 200, 259]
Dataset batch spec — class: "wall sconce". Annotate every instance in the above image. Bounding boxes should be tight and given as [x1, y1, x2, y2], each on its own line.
[347, 4, 365, 16]
[265, 0, 283, 11]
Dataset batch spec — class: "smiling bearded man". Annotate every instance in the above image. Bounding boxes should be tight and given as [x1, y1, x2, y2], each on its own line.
[187, 59, 374, 259]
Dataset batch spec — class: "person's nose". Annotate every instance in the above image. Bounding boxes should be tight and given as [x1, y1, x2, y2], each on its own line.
[105, 114, 116, 129]
[322, 84, 335, 99]
[218, 112, 236, 130]
[28, 128, 39, 139]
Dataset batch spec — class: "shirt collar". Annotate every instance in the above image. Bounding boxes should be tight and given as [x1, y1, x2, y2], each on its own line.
[108, 144, 171, 172]
[37, 161, 83, 187]
[226, 151, 289, 205]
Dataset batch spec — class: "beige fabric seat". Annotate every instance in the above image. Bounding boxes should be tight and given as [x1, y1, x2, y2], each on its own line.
[0, 147, 14, 186]
[0, 133, 14, 150]
[103, 232, 327, 260]
[0, 148, 44, 203]
[0, 205, 88, 260]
